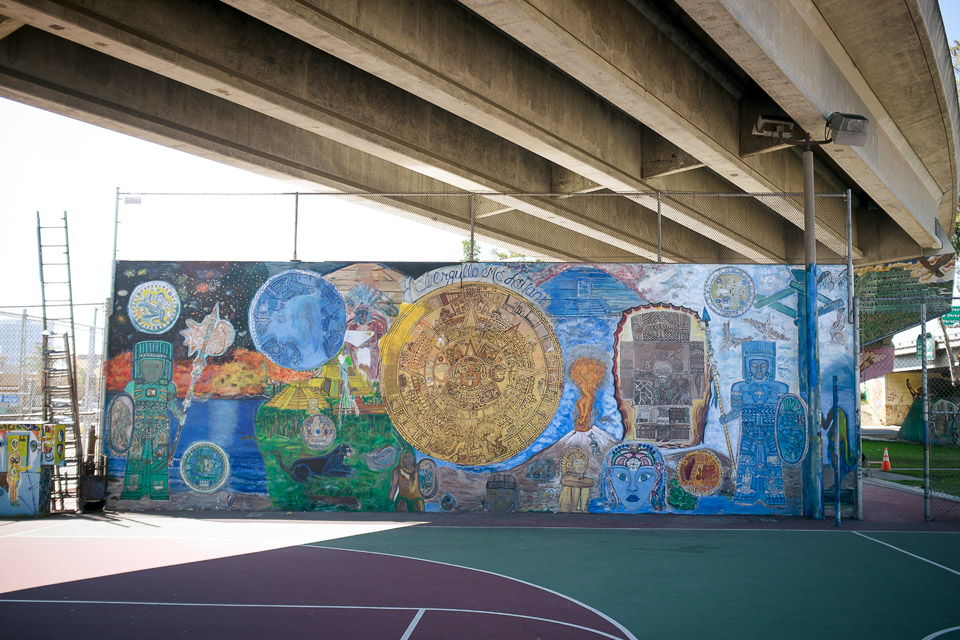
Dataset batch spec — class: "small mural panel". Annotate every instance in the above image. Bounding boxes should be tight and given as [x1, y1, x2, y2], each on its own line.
[1, 424, 57, 517]
[101, 260, 856, 517]
[614, 304, 710, 447]
[855, 256, 955, 345]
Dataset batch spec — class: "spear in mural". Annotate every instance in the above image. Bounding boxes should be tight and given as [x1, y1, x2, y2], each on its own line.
[168, 303, 236, 465]
[703, 307, 736, 472]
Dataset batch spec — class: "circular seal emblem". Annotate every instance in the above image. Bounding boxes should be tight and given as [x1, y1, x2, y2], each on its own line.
[675, 449, 723, 497]
[380, 282, 564, 466]
[248, 269, 346, 370]
[775, 393, 808, 466]
[704, 267, 756, 318]
[128, 280, 181, 334]
[301, 414, 337, 450]
[179, 442, 230, 494]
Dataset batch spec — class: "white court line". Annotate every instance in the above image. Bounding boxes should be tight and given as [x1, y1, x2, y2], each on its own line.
[305, 545, 637, 640]
[923, 625, 960, 639]
[852, 532, 960, 577]
[0, 599, 624, 639]
[399, 608, 425, 640]
[0, 522, 67, 539]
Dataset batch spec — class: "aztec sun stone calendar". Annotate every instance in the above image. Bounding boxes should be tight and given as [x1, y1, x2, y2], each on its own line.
[381, 283, 563, 466]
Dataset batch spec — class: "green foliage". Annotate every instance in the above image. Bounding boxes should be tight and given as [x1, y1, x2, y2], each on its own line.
[461, 239, 481, 262]
[861, 440, 960, 468]
[666, 478, 698, 510]
[461, 238, 538, 262]
[255, 405, 400, 511]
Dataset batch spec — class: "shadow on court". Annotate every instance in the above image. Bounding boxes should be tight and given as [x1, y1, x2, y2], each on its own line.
[1, 481, 958, 639]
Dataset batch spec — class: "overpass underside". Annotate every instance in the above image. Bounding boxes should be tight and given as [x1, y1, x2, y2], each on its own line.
[0, 0, 956, 265]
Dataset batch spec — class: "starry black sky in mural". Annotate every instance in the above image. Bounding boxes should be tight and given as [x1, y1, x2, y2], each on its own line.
[109, 260, 446, 358]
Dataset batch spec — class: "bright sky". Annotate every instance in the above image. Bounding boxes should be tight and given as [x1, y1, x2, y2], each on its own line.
[2, 6, 959, 329]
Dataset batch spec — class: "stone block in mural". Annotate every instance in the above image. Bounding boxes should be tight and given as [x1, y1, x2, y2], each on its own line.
[614, 304, 710, 447]
[102, 261, 857, 516]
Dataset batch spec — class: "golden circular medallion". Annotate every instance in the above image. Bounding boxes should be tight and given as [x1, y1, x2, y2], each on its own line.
[380, 282, 563, 465]
[675, 449, 723, 497]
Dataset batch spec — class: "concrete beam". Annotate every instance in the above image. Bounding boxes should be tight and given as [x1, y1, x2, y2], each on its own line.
[215, 0, 810, 259]
[641, 129, 704, 178]
[0, 27, 663, 263]
[676, 0, 946, 250]
[453, 0, 856, 257]
[0, 17, 23, 39]
[0, 0, 732, 262]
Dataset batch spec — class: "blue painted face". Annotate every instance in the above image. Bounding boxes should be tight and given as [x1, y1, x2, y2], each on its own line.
[611, 464, 658, 511]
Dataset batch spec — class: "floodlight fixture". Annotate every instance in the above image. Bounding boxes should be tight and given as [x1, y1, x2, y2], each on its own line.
[826, 112, 869, 147]
[753, 115, 795, 139]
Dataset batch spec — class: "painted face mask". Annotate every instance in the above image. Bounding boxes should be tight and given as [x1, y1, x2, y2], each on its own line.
[611, 457, 659, 511]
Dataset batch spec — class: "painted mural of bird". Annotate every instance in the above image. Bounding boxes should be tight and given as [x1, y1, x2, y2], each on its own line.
[919, 255, 954, 278]
[720, 320, 750, 351]
[744, 317, 790, 341]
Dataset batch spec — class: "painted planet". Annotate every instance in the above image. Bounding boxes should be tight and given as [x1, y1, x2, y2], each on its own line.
[179, 442, 230, 494]
[302, 414, 337, 450]
[128, 280, 181, 334]
[704, 266, 755, 318]
[249, 269, 347, 370]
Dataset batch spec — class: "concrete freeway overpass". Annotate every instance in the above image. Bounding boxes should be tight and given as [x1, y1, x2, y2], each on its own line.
[0, 0, 956, 264]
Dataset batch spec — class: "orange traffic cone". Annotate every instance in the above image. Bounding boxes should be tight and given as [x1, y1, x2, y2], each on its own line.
[880, 447, 892, 472]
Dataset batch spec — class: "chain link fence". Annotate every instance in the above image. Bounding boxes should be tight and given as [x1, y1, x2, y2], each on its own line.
[860, 293, 960, 520]
[114, 190, 852, 265]
[0, 308, 107, 431]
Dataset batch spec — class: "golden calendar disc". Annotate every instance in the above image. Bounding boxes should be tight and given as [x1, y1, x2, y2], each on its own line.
[380, 283, 563, 465]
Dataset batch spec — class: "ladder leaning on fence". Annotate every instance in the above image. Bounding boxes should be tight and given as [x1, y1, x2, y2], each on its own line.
[37, 212, 83, 512]
[41, 333, 82, 511]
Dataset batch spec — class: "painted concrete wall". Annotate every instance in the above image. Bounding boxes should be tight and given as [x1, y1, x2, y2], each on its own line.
[883, 372, 922, 426]
[0, 423, 61, 517]
[102, 261, 856, 515]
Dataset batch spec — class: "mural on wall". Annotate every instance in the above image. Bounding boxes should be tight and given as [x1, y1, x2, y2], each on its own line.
[855, 256, 955, 345]
[0, 423, 63, 517]
[102, 260, 857, 516]
[861, 345, 894, 382]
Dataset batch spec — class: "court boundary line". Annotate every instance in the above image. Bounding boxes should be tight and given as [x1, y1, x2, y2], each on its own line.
[852, 532, 960, 577]
[0, 523, 67, 539]
[0, 599, 624, 639]
[305, 544, 637, 640]
[399, 608, 424, 640]
[923, 625, 960, 639]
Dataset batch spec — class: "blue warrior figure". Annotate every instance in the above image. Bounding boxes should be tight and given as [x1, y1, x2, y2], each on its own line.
[721, 341, 788, 506]
[120, 341, 183, 500]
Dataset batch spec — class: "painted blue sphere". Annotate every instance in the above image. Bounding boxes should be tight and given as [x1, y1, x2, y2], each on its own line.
[248, 269, 346, 370]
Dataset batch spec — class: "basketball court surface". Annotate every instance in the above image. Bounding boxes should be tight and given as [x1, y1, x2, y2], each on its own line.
[2, 482, 959, 639]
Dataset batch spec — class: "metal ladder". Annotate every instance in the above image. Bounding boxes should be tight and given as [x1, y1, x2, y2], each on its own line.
[41, 333, 82, 511]
[37, 212, 82, 511]
[37, 211, 78, 360]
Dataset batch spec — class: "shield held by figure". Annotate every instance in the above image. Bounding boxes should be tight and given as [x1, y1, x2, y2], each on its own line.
[774, 393, 808, 466]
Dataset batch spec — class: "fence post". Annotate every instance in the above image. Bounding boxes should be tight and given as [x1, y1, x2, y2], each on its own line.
[853, 296, 863, 520]
[17, 309, 27, 415]
[921, 290, 930, 521]
[292, 192, 299, 261]
[834, 375, 841, 527]
[469, 192, 477, 262]
[656, 191, 662, 263]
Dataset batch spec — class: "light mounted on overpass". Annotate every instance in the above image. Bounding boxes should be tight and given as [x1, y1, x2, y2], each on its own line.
[826, 112, 869, 147]
[750, 108, 869, 522]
